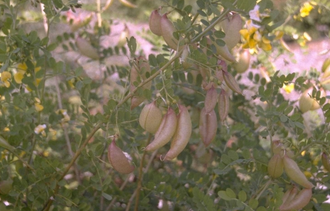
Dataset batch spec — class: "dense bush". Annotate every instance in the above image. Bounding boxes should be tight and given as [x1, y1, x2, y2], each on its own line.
[0, 0, 330, 210]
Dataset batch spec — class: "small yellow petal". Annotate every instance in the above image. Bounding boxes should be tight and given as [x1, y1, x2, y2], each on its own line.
[35, 103, 44, 112]
[17, 63, 28, 72]
[283, 83, 294, 94]
[1, 71, 11, 82]
[14, 72, 24, 84]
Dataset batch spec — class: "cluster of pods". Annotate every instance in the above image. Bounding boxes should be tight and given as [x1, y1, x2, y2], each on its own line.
[268, 140, 314, 211]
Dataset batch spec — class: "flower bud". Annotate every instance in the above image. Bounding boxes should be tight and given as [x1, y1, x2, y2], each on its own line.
[149, 9, 162, 36]
[223, 70, 242, 94]
[199, 108, 217, 147]
[108, 140, 134, 174]
[76, 37, 99, 60]
[204, 86, 218, 113]
[139, 102, 163, 134]
[267, 154, 284, 178]
[283, 156, 314, 188]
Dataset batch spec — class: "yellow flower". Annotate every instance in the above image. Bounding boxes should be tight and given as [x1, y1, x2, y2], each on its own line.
[17, 63, 28, 73]
[48, 128, 57, 140]
[282, 83, 294, 94]
[300, 2, 314, 17]
[0, 71, 12, 87]
[34, 124, 47, 136]
[57, 109, 70, 122]
[240, 23, 272, 52]
[35, 103, 44, 112]
[3, 127, 10, 132]
[14, 72, 24, 84]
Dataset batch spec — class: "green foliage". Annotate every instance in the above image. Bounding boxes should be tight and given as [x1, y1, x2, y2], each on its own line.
[0, 0, 329, 210]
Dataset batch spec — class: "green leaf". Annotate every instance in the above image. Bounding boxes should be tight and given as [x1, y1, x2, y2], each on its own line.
[238, 190, 247, 202]
[218, 191, 233, 201]
[102, 192, 112, 201]
[226, 188, 236, 199]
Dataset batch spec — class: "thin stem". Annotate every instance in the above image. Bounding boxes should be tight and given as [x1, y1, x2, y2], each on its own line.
[105, 174, 131, 211]
[255, 179, 272, 200]
[134, 134, 152, 211]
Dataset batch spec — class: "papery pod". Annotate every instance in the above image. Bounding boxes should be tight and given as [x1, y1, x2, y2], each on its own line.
[218, 89, 229, 122]
[220, 13, 243, 50]
[322, 152, 330, 172]
[149, 9, 162, 36]
[232, 49, 250, 73]
[321, 58, 330, 73]
[130, 57, 152, 109]
[204, 86, 218, 113]
[322, 66, 330, 80]
[0, 179, 13, 195]
[164, 105, 192, 160]
[181, 45, 192, 69]
[299, 87, 322, 113]
[202, 81, 216, 91]
[281, 185, 299, 206]
[279, 188, 312, 211]
[139, 102, 163, 134]
[119, 0, 137, 8]
[108, 140, 134, 174]
[117, 24, 129, 47]
[223, 70, 242, 94]
[215, 69, 224, 83]
[68, 13, 93, 32]
[161, 13, 179, 50]
[268, 154, 284, 178]
[199, 108, 217, 147]
[76, 37, 100, 60]
[283, 156, 314, 188]
[145, 108, 178, 152]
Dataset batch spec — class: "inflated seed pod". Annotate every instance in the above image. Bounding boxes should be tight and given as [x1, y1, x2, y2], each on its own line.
[76, 37, 99, 60]
[322, 152, 330, 172]
[279, 188, 312, 211]
[281, 185, 299, 206]
[271, 140, 283, 155]
[199, 108, 217, 147]
[215, 44, 236, 62]
[283, 156, 314, 189]
[220, 13, 243, 50]
[160, 13, 179, 50]
[232, 49, 250, 73]
[268, 154, 284, 178]
[149, 9, 162, 36]
[218, 89, 229, 122]
[0, 179, 13, 195]
[108, 140, 134, 174]
[164, 105, 192, 160]
[204, 86, 218, 113]
[223, 70, 242, 94]
[139, 102, 163, 134]
[145, 108, 178, 152]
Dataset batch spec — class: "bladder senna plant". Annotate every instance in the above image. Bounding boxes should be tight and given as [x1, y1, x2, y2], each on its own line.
[267, 154, 284, 178]
[149, 9, 162, 36]
[279, 188, 312, 211]
[199, 108, 217, 147]
[220, 12, 243, 50]
[204, 86, 218, 113]
[75, 37, 99, 60]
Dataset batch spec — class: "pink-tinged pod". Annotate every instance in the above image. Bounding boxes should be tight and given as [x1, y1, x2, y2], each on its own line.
[160, 13, 179, 50]
[199, 108, 217, 147]
[283, 156, 314, 189]
[223, 70, 242, 94]
[215, 69, 224, 83]
[281, 185, 299, 206]
[220, 13, 243, 50]
[149, 9, 162, 36]
[218, 89, 229, 122]
[164, 105, 192, 160]
[267, 154, 284, 178]
[322, 152, 330, 172]
[145, 108, 178, 152]
[139, 102, 163, 134]
[204, 86, 218, 113]
[232, 49, 250, 73]
[279, 188, 312, 211]
[76, 37, 99, 60]
[108, 140, 134, 174]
